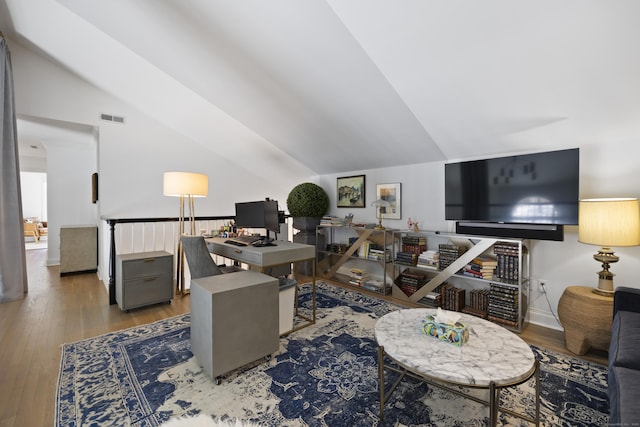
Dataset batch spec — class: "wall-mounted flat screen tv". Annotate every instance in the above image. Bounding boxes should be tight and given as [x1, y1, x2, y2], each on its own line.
[445, 148, 579, 227]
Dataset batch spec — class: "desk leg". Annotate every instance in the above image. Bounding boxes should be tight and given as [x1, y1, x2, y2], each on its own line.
[285, 258, 317, 335]
[312, 259, 316, 323]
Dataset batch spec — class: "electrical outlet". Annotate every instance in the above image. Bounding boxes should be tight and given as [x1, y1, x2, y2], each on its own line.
[538, 279, 547, 293]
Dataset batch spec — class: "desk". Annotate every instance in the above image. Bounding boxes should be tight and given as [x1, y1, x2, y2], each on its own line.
[375, 309, 539, 426]
[206, 238, 317, 333]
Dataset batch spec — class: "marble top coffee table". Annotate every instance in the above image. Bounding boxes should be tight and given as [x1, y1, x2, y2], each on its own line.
[375, 308, 540, 426]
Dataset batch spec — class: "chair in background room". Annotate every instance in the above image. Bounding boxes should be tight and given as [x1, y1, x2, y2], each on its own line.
[23, 221, 40, 242]
[37, 221, 48, 237]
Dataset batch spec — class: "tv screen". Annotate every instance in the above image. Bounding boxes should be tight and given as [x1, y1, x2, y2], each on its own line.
[445, 148, 579, 225]
[235, 200, 280, 235]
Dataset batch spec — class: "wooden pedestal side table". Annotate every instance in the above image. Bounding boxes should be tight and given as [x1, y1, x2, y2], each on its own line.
[557, 286, 614, 355]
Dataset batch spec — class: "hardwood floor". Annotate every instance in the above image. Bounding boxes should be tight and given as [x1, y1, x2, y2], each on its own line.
[0, 249, 607, 427]
[0, 249, 190, 427]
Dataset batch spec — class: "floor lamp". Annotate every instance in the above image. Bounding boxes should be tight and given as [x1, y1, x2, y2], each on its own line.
[163, 172, 208, 295]
[578, 198, 640, 295]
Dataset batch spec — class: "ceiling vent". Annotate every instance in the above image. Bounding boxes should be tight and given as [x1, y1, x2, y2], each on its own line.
[100, 113, 126, 124]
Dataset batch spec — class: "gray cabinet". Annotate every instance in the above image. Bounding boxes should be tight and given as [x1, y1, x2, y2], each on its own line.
[116, 251, 174, 311]
[60, 225, 98, 275]
[190, 270, 279, 383]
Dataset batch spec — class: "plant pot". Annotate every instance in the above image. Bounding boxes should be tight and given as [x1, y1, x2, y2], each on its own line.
[292, 216, 322, 232]
[292, 216, 323, 276]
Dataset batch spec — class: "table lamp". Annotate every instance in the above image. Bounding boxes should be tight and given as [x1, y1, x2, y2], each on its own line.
[578, 198, 640, 295]
[163, 171, 208, 294]
[371, 198, 391, 230]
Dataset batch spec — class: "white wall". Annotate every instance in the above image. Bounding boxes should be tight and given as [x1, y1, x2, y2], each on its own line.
[45, 139, 98, 265]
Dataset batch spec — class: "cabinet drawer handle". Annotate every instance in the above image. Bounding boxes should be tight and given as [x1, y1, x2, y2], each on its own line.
[143, 258, 156, 263]
[143, 277, 157, 282]
[234, 249, 243, 254]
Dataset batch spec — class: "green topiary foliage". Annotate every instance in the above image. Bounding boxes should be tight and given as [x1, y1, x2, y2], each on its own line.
[286, 182, 329, 217]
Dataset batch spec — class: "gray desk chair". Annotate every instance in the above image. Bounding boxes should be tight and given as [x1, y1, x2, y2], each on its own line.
[180, 235, 229, 279]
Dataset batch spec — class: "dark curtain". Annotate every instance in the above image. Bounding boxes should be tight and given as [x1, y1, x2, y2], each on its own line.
[0, 33, 28, 302]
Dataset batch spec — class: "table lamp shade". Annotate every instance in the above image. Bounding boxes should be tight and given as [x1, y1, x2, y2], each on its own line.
[578, 198, 640, 295]
[163, 172, 208, 197]
[372, 198, 391, 230]
[578, 198, 640, 247]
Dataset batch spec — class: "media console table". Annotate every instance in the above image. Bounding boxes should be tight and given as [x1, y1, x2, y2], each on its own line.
[205, 237, 317, 333]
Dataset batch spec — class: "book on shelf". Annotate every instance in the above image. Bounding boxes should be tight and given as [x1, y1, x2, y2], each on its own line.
[417, 250, 438, 268]
[438, 244, 468, 270]
[461, 268, 494, 280]
[487, 315, 519, 328]
[401, 235, 427, 254]
[395, 251, 418, 266]
[320, 216, 344, 226]
[418, 291, 441, 308]
[361, 279, 388, 293]
[395, 269, 429, 297]
[357, 240, 371, 258]
[494, 242, 520, 256]
[368, 248, 391, 262]
[442, 286, 465, 312]
[470, 255, 498, 267]
[495, 253, 519, 282]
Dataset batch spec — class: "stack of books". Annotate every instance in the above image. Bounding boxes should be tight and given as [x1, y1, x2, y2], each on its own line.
[349, 268, 369, 286]
[442, 285, 466, 312]
[488, 283, 519, 327]
[438, 244, 468, 270]
[494, 243, 520, 283]
[461, 256, 497, 280]
[401, 235, 427, 254]
[326, 243, 347, 254]
[418, 291, 441, 308]
[320, 216, 343, 226]
[361, 279, 387, 293]
[394, 269, 428, 296]
[395, 251, 418, 266]
[417, 250, 438, 268]
[357, 240, 372, 258]
[462, 289, 490, 318]
[368, 247, 391, 262]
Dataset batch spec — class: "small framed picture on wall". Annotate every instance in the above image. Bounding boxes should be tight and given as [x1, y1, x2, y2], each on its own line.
[376, 183, 401, 219]
[337, 175, 366, 208]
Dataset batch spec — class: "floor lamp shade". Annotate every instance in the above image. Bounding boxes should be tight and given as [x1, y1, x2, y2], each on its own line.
[578, 198, 640, 295]
[163, 172, 208, 197]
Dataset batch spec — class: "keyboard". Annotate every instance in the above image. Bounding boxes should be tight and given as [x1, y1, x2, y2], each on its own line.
[224, 235, 264, 246]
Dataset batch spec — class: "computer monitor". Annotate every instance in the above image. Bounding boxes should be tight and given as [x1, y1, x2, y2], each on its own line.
[263, 199, 280, 235]
[234, 199, 280, 237]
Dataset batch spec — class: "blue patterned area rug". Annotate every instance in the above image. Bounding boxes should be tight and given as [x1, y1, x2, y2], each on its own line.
[56, 282, 609, 426]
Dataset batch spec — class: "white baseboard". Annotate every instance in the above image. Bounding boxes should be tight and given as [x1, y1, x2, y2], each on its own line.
[527, 307, 564, 331]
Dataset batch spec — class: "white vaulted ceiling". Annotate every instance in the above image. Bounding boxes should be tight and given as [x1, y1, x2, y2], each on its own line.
[3, 0, 640, 174]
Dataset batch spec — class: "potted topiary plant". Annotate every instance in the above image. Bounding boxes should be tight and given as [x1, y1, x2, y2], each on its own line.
[286, 182, 329, 231]
[287, 182, 329, 275]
